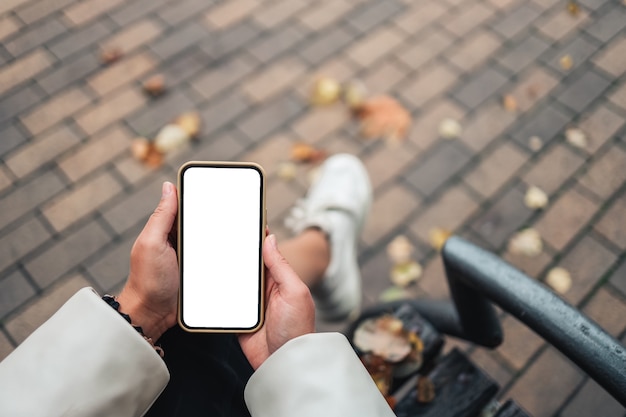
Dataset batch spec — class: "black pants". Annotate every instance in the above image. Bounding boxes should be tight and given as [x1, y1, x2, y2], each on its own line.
[145, 326, 254, 417]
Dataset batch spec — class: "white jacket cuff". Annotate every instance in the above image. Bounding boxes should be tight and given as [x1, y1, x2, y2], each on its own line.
[0, 287, 169, 417]
[244, 332, 395, 417]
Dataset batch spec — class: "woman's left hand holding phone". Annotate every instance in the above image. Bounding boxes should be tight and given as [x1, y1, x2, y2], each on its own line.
[117, 181, 180, 342]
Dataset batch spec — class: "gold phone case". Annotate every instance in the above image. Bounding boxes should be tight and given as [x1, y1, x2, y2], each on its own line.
[177, 161, 266, 334]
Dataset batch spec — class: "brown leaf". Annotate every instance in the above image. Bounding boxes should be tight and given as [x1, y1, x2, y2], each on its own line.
[356, 95, 411, 144]
[142, 74, 166, 97]
[416, 376, 436, 403]
[290, 143, 327, 163]
[131, 137, 151, 161]
[310, 77, 341, 106]
[99, 47, 123, 65]
[144, 145, 164, 168]
[353, 316, 412, 363]
[502, 94, 518, 112]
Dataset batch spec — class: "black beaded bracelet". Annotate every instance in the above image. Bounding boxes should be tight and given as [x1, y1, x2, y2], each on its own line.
[102, 295, 164, 358]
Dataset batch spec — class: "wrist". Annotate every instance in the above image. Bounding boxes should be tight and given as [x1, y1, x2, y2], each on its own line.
[116, 290, 168, 342]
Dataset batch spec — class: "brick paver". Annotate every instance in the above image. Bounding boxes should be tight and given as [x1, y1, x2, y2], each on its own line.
[1, 0, 626, 414]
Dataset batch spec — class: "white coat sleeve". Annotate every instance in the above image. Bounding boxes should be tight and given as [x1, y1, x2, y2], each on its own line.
[0, 287, 169, 417]
[244, 332, 395, 417]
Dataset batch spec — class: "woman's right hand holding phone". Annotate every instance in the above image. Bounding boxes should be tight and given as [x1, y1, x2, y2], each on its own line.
[239, 234, 316, 370]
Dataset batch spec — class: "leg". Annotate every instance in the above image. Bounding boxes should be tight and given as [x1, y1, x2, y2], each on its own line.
[278, 228, 330, 288]
[282, 154, 372, 322]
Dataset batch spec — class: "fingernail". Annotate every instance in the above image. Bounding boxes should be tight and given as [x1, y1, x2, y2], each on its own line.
[162, 181, 172, 197]
[268, 234, 277, 250]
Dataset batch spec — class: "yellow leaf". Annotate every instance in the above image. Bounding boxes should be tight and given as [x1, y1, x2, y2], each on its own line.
[438, 118, 462, 139]
[567, 0, 580, 16]
[524, 186, 549, 209]
[529, 136, 543, 151]
[565, 128, 587, 149]
[502, 95, 518, 112]
[290, 143, 327, 163]
[390, 261, 422, 287]
[277, 162, 297, 181]
[559, 55, 573, 70]
[174, 112, 201, 138]
[546, 267, 572, 294]
[508, 228, 543, 257]
[429, 228, 452, 251]
[310, 77, 341, 106]
[342, 80, 368, 109]
[386, 235, 413, 264]
[154, 124, 189, 153]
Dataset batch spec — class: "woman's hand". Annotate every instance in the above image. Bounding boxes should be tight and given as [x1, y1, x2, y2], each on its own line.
[239, 234, 315, 370]
[117, 181, 179, 341]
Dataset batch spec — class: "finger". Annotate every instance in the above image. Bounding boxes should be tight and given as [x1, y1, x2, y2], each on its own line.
[262, 234, 305, 295]
[142, 182, 178, 242]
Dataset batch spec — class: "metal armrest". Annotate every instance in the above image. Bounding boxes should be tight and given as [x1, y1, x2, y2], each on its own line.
[441, 236, 626, 407]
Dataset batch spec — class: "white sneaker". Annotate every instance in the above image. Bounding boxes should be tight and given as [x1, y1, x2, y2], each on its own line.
[285, 154, 372, 321]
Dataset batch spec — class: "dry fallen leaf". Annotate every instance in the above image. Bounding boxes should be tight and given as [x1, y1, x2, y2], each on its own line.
[559, 55, 574, 71]
[429, 227, 452, 251]
[343, 80, 368, 109]
[526, 84, 539, 99]
[567, 0, 580, 16]
[356, 95, 411, 145]
[546, 267, 572, 294]
[508, 228, 543, 257]
[416, 376, 436, 404]
[502, 94, 518, 112]
[277, 162, 297, 181]
[290, 143, 327, 163]
[174, 112, 201, 138]
[379, 286, 412, 303]
[529, 135, 543, 151]
[438, 118, 462, 139]
[131, 137, 164, 167]
[353, 316, 412, 363]
[310, 76, 341, 106]
[565, 128, 587, 149]
[524, 186, 549, 209]
[99, 47, 123, 65]
[143, 74, 166, 97]
[390, 261, 423, 287]
[387, 235, 413, 264]
[154, 124, 190, 153]
[131, 137, 151, 161]
[360, 353, 394, 397]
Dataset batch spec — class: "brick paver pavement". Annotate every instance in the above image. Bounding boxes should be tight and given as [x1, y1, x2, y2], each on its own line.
[1, 0, 626, 414]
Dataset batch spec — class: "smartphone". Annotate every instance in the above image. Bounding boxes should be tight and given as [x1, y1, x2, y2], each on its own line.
[178, 161, 266, 333]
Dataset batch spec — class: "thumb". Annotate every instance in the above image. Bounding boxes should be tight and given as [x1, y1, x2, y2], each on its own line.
[143, 182, 178, 242]
[263, 234, 302, 289]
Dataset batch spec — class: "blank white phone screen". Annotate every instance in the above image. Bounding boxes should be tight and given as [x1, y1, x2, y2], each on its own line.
[181, 165, 262, 330]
